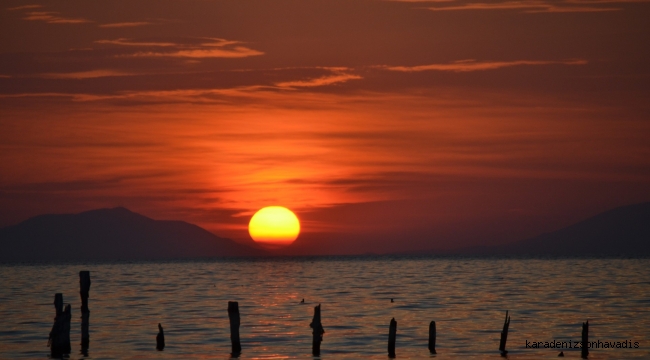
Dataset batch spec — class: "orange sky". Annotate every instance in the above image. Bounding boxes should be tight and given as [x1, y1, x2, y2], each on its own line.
[1, 0, 649, 254]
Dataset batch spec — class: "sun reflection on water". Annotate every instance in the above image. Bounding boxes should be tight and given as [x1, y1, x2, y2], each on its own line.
[0, 258, 648, 359]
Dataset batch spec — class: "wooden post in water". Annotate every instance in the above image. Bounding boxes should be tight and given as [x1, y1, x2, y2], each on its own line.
[62, 304, 71, 354]
[310, 304, 325, 356]
[79, 271, 91, 352]
[228, 301, 241, 356]
[428, 321, 437, 354]
[499, 310, 510, 356]
[156, 323, 165, 351]
[388, 318, 397, 358]
[48, 293, 68, 357]
[581, 321, 589, 359]
[54, 293, 63, 313]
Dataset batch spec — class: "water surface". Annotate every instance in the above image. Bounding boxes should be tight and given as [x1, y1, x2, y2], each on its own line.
[0, 257, 648, 359]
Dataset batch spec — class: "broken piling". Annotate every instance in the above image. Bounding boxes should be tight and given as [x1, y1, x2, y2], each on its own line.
[388, 317, 397, 358]
[228, 301, 241, 356]
[309, 304, 325, 356]
[79, 271, 91, 353]
[499, 310, 510, 356]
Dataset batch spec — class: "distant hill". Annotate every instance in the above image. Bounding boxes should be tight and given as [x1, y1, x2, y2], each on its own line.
[0, 207, 267, 263]
[463, 202, 650, 256]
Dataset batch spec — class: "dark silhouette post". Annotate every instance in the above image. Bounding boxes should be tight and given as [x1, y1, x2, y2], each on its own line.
[48, 293, 62, 357]
[388, 318, 397, 358]
[428, 321, 437, 354]
[581, 321, 589, 359]
[54, 293, 63, 313]
[156, 323, 165, 350]
[48, 293, 71, 357]
[499, 310, 510, 356]
[309, 304, 325, 356]
[62, 304, 71, 354]
[228, 301, 241, 357]
[79, 271, 91, 352]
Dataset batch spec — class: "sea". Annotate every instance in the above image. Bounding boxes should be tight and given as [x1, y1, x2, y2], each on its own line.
[0, 256, 648, 359]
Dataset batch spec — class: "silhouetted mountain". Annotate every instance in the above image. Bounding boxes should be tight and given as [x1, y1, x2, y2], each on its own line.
[463, 202, 650, 256]
[0, 207, 267, 263]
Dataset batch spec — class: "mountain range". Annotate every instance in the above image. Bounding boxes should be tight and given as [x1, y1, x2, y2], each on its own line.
[459, 202, 650, 256]
[1, 202, 648, 262]
[0, 207, 266, 262]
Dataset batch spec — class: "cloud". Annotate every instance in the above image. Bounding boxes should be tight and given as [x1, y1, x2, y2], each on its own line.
[0, 75, 11, 78]
[99, 22, 152, 28]
[382, 59, 587, 72]
[6, 5, 42, 11]
[23, 11, 90, 24]
[0, 85, 275, 103]
[0, 92, 79, 100]
[131, 47, 264, 59]
[8, 5, 89, 24]
[97, 37, 264, 59]
[2, 69, 367, 102]
[422, 0, 650, 12]
[129, 39, 264, 59]
[275, 69, 362, 88]
[39, 70, 135, 79]
[95, 38, 176, 47]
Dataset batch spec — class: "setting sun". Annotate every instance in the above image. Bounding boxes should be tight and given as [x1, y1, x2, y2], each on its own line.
[249, 206, 301, 247]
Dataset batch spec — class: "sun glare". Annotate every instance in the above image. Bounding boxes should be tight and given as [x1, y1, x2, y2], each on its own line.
[248, 206, 300, 247]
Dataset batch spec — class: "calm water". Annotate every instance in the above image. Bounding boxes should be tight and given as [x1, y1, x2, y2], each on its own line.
[0, 257, 648, 359]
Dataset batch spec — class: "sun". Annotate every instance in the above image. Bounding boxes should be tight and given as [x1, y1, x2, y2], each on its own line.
[248, 206, 301, 248]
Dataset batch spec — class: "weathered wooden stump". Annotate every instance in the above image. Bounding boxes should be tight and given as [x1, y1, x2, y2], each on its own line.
[228, 301, 241, 356]
[309, 304, 325, 356]
[48, 293, 63, 357]
[388, 317, 397, 358]
[48, 293, 71, 358]
[499, 310, 510, 356]
[581, 321, 589, 359]
[62, 304, 71, 354]
[54, 293, 63, 313]
[156, 323, 165, 350]
[79, 271, 91, 351]
[428, 320, 436, 354]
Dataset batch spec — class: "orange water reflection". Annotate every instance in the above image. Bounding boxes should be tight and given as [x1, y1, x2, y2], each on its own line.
[0, 258, 648, 359]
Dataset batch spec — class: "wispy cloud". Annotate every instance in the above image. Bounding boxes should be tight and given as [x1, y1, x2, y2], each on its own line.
[0, 85, 274, 103]
[131, 48, 264, 58]
[125, 38, 264, 59]
[11, 72, 364, 102]
[95, 38, 177, 47]
[0, 92, 73, 99]
[382, 59, 587, 72]
[39, 70, 135, 79]
[6, 4, 42, 11]
[0, 75, 11, 78]
[95, 38, 264, 59]
[99, 22, 152, 28]
[276, 69, 362, 88]
[23, 11, 90, 24]
[423, 0, 650, 12]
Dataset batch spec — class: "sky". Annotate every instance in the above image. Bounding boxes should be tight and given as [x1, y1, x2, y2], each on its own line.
[1, 0, 649, 254]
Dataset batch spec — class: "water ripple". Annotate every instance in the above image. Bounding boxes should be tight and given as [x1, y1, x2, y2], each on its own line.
[0, 257, 648, 359]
